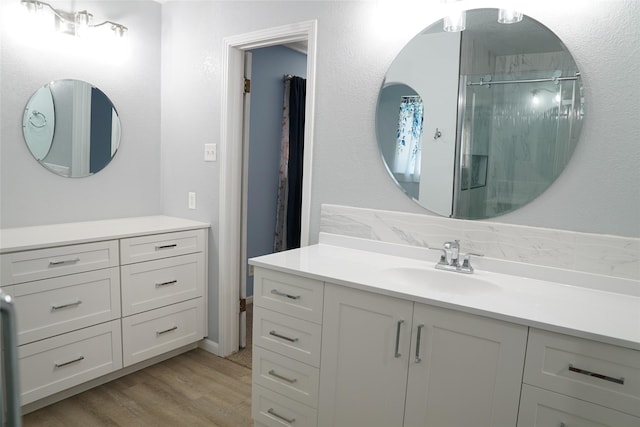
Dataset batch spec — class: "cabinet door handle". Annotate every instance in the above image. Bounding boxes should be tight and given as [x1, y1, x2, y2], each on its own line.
[54, 355, 85, 368]
[156, 326, 178, 336]
[269, 330, 298, 343]
[155, 280, 178, 288]
[51, 300, 82, 311]
[414, 324, 425, 363]
[49, 258, 80, 266]
[267, 408, 295, 424]
[394, 320, 404, 358]
[268, 369, 298, 384]
[568, 364, 625, 385]
[270, 289, 301, 300]
[155, 244, 177, 250]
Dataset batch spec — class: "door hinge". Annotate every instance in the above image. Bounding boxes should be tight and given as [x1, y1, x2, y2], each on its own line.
[243, 78, 251, 94]
[240, 298, 247, 313]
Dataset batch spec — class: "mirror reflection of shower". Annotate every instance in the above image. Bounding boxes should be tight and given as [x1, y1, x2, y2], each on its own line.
[456, 69, 583, 219]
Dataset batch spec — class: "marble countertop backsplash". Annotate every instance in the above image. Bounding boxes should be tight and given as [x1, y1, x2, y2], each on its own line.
[320, 204, 640, 282]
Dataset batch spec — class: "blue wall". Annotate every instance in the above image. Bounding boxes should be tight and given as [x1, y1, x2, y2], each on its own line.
[247, 45, 307, 297]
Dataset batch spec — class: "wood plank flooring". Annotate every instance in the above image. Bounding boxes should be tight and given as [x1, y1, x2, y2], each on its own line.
[22, 349, 253, 427]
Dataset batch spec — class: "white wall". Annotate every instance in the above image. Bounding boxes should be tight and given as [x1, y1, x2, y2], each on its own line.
[0, 0, 162, 227]
[159, 0, 639, 342]
[2, 0, 637, 345]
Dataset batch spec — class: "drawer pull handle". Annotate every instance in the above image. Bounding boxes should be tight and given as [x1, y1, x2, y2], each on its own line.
[394, 320, 404, 358]
[270, 289, 301, 300]
[568, 364, 625, 385]
[55, 355, 85, 368]
[267, 408, 295, 424]
[414, 324, 425, 363]
[155, 244, 178, 250]
[156, 280, 178, 288]
[51, 300, 82, 311]
[268, 369, 298, 384]
[49, 258, 80, 266]
[269, 330, 298, 343]
[157, 326, 178, 336]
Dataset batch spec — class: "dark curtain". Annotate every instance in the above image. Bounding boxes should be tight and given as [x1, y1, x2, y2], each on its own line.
[285, 76, 306, 249]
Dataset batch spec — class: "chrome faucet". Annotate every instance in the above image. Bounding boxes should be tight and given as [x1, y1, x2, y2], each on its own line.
[433, 240, 482, 274]
[443, 240, 460, 267]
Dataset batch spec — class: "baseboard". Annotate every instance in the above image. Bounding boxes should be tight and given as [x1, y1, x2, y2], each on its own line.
[199, 338, 222, 356]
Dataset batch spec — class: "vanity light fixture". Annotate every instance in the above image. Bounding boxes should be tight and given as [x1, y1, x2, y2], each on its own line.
[497, 9, 524, 24]
[442, 0, 466, 32]
[20, 0, 128, 38]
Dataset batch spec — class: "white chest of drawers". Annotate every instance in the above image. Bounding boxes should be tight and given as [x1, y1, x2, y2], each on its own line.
[0, 216, 209, 410]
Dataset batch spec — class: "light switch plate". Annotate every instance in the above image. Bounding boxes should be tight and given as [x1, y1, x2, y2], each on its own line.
[188, 192, 196, 209]
[204, 144, 216, 161]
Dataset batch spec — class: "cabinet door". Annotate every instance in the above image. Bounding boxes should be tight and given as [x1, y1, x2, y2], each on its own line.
[404, 303, 527, 427]
[318, 283, 414, 427]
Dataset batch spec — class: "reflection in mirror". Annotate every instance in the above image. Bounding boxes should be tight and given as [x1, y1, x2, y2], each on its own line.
[376, 8, 584, 219]
[22, 79, 121, 178]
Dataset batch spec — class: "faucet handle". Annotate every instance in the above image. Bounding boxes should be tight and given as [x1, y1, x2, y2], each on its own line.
[428, 247, 448, 265]
[460, 252, 483, 273]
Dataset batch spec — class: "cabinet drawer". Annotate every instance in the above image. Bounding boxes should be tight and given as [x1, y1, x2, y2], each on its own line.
[518, 384, 640, 427]
[122, 298, 204, 367]
[253, 384, 317, 427]
[254, 268, 323, 324]
[253, 347, 320, 408]
[254, 308, 322, 367]
[121, 253, 205, 316]
[120, 230, 205, 265]
[1, 241, 118, 285]
[19, 320, 123, 405]
[524, 328, 640, 417]
[6, 267, 121, 345]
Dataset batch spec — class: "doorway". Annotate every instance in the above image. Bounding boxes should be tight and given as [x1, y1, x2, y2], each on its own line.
[217, 21, 317, 357]
[242, 45, 308, 348]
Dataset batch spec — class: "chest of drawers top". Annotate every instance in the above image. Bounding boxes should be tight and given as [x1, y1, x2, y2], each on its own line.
[0, 216, 210, 255]
[0, 216, 209, 286]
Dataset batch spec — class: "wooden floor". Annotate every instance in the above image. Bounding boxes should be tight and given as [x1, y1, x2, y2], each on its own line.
[22, 349, 253, 427]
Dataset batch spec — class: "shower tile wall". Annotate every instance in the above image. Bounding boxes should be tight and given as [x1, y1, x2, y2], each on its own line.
[320, 204, 640, 281]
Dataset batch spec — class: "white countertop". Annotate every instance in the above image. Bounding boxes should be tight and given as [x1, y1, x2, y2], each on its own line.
[0, 216, 210, 253]
[250, 241, 640, 351]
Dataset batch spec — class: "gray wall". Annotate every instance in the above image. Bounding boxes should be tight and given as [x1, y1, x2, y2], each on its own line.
[246, 45, 307, 297]
[0, 0, 162, 227]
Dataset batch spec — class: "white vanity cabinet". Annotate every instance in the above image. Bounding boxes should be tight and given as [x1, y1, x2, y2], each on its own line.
[517, 329, 640, 426]
[0, 216, 209, 409]
[318, 283, 528, 427]
[252, 268, 324, 427]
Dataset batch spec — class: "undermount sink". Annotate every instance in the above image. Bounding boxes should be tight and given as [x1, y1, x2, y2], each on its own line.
[377, 266, 500, 294]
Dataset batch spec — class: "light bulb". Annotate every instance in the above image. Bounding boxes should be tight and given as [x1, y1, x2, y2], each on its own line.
[498, 9, 523, 24]
[444, 11, 466, 32]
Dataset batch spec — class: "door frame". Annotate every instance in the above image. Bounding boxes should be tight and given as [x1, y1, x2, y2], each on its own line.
[217, 21, 317, 357]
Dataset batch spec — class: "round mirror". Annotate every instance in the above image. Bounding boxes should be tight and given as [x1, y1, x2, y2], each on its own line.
[376, 8, 584, 219]
[23, 79, 121, 178]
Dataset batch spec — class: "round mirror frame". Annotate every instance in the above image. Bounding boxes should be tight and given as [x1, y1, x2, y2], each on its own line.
[22, 79, 121, 178]
[376, 8, 584, 219]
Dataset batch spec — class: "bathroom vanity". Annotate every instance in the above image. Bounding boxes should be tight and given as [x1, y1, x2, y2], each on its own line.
[0, 216, 209, 411]
[249, 236, 640, 427]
